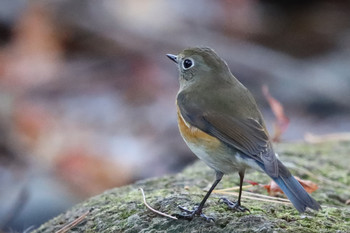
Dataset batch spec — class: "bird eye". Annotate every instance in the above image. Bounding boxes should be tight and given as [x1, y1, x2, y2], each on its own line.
[182, 58, 194, 70]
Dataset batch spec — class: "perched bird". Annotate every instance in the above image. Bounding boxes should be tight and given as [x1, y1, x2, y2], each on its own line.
[166, 47, 321, 221]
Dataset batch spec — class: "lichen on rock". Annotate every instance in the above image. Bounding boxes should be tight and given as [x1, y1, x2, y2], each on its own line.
[33, 141, 350, 233]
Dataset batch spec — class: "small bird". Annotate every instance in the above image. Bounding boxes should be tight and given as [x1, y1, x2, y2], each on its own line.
[167, 47, 321, 221]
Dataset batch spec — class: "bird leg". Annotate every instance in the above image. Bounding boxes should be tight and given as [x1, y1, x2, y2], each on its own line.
[219, 170, 250, 212]
[174, 171, 223, 221]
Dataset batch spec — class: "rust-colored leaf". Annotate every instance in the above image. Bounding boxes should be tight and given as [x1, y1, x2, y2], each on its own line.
[1, 2, 63, 90]
[262, 85, 290, 142]
[263, 176, 318, 196]
[55, 148, 133, 196]
[245, 180, 260, 186]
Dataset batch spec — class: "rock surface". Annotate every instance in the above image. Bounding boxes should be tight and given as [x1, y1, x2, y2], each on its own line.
[33, 141, 350, 233]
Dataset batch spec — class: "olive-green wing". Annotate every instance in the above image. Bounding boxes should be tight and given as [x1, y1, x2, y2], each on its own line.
[177, 93, 278, 177]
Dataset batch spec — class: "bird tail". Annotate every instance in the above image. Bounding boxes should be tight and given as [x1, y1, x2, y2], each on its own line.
[269, 161, 321, 213]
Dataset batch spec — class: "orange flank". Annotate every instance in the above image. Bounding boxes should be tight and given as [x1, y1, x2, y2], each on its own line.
[177, 106, 220, 148]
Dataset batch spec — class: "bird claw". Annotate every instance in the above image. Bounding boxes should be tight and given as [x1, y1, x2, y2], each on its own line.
[178, 205, 196, 214]
[173, 205, 215, 222]
[219, 197, 250, 213]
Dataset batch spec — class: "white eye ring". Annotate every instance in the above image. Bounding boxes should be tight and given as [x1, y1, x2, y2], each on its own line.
[182, 58, 194, 70]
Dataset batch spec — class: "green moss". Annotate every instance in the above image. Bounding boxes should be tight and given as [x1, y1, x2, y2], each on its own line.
[33, 141, 350, 233]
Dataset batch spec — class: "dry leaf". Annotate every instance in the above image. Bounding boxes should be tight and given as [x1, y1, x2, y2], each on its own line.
[263, 176, 318, 196]
[245, 180, 259, 186]
[55, 148, 133, 196]
[245, 177, 318, 196]
[262, 85, 290, 142]
[1, 2, 63, 90]
[13, 101, 55, 147]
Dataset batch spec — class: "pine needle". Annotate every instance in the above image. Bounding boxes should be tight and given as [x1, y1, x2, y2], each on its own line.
[240, 191, 291, 203]
[215, 190, 292, 205]
[55, 209, 91, 233]
[139, 188, 178, 220]
[212, 185, 253, 192]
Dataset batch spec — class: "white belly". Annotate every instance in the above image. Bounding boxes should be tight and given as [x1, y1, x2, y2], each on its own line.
[185, 139, 262, 174]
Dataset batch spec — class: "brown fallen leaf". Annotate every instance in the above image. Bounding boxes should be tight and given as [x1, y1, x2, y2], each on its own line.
[13, 101, 55, 147]
[263, 176, 318, 196]
[0, 2, 63, 90]
[262, 85, 290, 142]
[245, 177, 318, 196]
[55, 148, 133, 197]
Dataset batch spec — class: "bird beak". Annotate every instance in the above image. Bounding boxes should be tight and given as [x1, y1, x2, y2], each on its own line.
[166, 54, 178, 64]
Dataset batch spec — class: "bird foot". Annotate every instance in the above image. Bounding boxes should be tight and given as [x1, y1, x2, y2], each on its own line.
[173, 205, 214, 222]
[219, 197, 250, 213]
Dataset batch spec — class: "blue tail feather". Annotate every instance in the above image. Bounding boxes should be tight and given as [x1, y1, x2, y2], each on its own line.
[258, 160, 321, 212]
[272, 175, 321, 212]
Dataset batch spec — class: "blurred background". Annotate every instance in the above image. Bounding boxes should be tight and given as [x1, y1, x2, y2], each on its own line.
[0, 0, 350, 231]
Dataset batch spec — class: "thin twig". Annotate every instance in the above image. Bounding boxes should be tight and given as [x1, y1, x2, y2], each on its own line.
[217, 192, 291, 205]
[139, 188, 177, 220]
[216, 190, 332, 209]
[241, 191, 291, 202]
[213, 185, 253, 192]
[214, 188, 291, 203]
[55, 209, 91, 233]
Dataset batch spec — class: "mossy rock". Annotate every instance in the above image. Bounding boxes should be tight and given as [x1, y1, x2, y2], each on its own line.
[33, 141, 350, 233]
